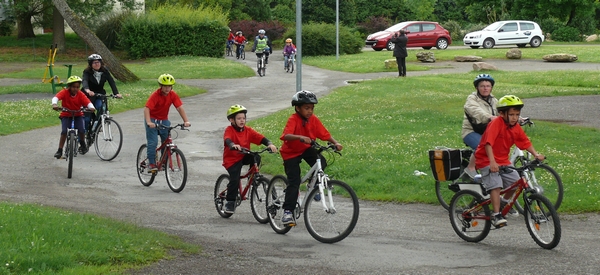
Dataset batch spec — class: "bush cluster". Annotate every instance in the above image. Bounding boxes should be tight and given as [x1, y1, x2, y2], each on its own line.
[356, 16, 391, 37]
[552, 26, 581, 42]
[228, 20, 286, 42]
[441, 20, 463, 42]
[96, 12, 135, 50]
[283, 23, 363, 56]
[0, 20, 14, 36]
[120, 5, 228, 59]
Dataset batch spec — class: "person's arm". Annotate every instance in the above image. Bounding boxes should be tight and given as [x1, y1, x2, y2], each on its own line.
[52, 96, 60, 110]
[105, 70, 122, 98]
[327, 137, 342, 151]
[485, 144, 498, 173]
[144, 107, 155, 128]
[525, 146, 544, 161]
[225, 138, 240, 151]
[175, 106, 191, 127]
[252, 38, 257, 52]
[283, 134, 312, 144]
[260, 137, 278, 153]
[81, 71, 94, 96]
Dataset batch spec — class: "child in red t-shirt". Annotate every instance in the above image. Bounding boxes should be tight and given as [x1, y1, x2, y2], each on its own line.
[233, 31, 247, 59]
[221, 105, 278, 214]
[51, 76, 95, 159]
[475, 95, 544, 228]
[144, 74, 191, 171]
[279, 91, 343, 225]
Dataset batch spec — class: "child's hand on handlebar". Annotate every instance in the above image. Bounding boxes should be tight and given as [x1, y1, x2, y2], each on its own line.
[267, 144, 278, 153]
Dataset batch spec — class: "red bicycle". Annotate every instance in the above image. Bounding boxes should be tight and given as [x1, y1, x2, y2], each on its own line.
[449, 159, 561, 249]
[214, 147, 272, 223]
[136, 124, 188, 193]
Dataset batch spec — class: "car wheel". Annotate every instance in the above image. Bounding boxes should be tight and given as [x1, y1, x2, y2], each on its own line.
[373, 48, 383, 51]
[470, 46, 480, 49]
[386, 40, 395, 51]
[530, 37, 542, 48]
[516, 44, 526, 48]
[436, 38, 449, 50]
[482, 38, 495, 49]
[422, 47, 432, 50]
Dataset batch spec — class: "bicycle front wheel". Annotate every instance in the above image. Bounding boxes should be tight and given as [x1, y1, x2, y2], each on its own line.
[165, 148, 187, 193]
[288, 60, 294, 73]
[94, 118, 123, 161]
[524, 193, 561, 249]
[449, 190, 491, 243]
[241, 49, 245, 60]
[304, 180, 359, 243]
[266, 175, 292, 234]
[250, 177, 270, 224]
[214, 174, 233, 218]
[514, 163, 563, 214]
[136, 144, 155, 186]
[67, 131, 76, 179]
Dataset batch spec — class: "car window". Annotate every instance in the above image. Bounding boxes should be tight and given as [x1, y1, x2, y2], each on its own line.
[407, 24, 421, 33]
[483, 22, 502, 31]
[422, 24, 436, 32]
[385, 22, 409, 32]
[520, 22, 535, 31]
[500, 23, 518, 32]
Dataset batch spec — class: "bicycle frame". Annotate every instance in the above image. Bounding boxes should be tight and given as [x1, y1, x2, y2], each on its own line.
[236, 160, 261, 200]
[153, 127, 179, 172]
[297, 151, 336, 214]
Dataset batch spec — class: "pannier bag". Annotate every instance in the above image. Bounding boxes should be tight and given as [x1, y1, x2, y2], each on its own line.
[429, 148, 462, 181]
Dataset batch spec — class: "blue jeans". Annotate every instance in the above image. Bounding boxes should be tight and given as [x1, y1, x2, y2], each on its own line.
[284, 54, 294, 68]
[145, 119, 170, 165]
[463, 132, 482, 150]
[84, 97, 103, 132]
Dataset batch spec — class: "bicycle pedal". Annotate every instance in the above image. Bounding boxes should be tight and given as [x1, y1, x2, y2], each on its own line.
[286, 222, 296, 227]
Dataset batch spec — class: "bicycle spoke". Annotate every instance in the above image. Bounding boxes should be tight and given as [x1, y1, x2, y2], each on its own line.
[165, 148, 187, 193]
[448, 190, 491, 243]
[266, 175, 292, 234]
[525, 194, 561, 249]
[94, 118, 123, 161]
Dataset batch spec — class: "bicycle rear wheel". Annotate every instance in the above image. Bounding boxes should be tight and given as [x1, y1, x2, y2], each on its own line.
[165, 148, 187, 193]
[435, 180, 459, 211]
[67, 131, 76, 179]
[136, 144, 155, 186]
[266, 175, 292, 234]
[304, 179, 359, 243]
[524, 193, 561, 249]
[214, 174, 233, 218]
[94, 118, 123, 161]
[514, 162, 563, 214]
[449, 190, 491, 243]
[250, 177, 270, 224]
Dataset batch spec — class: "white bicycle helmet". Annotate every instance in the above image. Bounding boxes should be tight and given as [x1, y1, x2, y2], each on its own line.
[258, 29, 266, 34]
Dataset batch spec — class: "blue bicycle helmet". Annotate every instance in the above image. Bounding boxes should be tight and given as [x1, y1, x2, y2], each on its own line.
[473, 74, 495, 88]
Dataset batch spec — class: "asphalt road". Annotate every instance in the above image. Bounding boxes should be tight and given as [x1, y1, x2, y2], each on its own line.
[1, 54, 599, 274]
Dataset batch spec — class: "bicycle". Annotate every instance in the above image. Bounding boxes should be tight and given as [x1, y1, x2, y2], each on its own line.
[235, 41, 246, 60]
[265, 141, 359, 243]
[57, 107, 92, 179]
[433, 117, 563, 212]
[256, 49, 268, 77]
[85, 94, 123, 161]
[448, 159, 561, 249]
[136, 123, 189, 193]
[213, 147, 273, 223]
[284, 54, 294, 73]
[226, 40, 233, 56]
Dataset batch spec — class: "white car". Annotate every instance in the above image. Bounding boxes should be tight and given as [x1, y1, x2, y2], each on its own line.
[463, 20, 545, 49]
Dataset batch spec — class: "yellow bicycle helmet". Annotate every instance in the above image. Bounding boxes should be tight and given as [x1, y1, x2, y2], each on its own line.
[158, 74, 176, 85]
[227, 104, 247, 119]
[285, 38, 292, 43]
[497, 95, 524, 110]
[66, 75, 82, 85]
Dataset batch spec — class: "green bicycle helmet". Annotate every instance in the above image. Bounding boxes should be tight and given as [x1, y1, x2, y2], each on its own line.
[227, 104, 247, 119]
[66, 75, 82, 85]
[497, 95, 524, 110]
[158, 74, 176, 85]
[473, 74, 495, 88]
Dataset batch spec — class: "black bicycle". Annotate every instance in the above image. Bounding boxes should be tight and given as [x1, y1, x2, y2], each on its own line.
[58, 108, 92, 178]
[85, 94, 123, 161]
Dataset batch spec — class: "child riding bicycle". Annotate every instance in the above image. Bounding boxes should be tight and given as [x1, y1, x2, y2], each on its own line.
[233, 31, 246, 59]
[222, 104, 278, 214]
[51, 76, 96, 158]
[144, 74, 191, 172]
[474, 95, 544, 228]
[279, 91, 343, 225]
[283, 38, 296, 69]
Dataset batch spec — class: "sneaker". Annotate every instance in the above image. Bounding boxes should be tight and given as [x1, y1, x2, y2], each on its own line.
[464, 168, 477, 179]
[281, 210, 295, 225]
[491, 213, 507, 228]
[78, 144, 88, 155]
[148, 164, 158, 172]
[314, 192, 321, 202]
[501, 201, 519, 217]
[54, 148, 63, 159]
[224, 201, 235, 214]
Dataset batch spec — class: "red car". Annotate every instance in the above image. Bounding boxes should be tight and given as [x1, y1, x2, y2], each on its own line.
[365, 21, 452, 51]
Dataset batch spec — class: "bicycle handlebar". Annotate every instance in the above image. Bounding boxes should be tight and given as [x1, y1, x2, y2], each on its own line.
[58, 107, 94, 113]
[239, 147, 275, 155]
[500, 158, 545, 174]
[156, 123, 188, 131]
[519, 116, 534, 127]
[311, 141, 342, 156]
[94, 94, 121, 99]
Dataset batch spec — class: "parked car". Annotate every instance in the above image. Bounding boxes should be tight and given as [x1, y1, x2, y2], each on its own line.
[463, 20, 545, 49]
[365, 21, 452, 51]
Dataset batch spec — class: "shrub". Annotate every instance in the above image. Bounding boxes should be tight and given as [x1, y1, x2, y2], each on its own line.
[539, 18, 563, 35]
[464, 22, 488, 33]
[0, 20, 14, 36]
[552, 26, 581, 42]
[441, 20, 463, 42]
[283, 23, 363, 56]
[120, 5, 229, 59]
[229, 20, 286, 42]
[356, 16, 391, 37]
[96, 12, 135, 50]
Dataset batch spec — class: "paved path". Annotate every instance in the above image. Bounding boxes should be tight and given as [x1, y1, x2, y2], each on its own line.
[1, 55, 599, 274]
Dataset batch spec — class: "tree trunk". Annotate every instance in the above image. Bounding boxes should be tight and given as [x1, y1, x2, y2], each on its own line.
[52, 7, 66, 54]
[16, 15, 35, 39]
[51, 0, 139, 82]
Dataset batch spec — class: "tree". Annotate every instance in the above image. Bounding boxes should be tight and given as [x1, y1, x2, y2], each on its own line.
[51, 0, 139, 82]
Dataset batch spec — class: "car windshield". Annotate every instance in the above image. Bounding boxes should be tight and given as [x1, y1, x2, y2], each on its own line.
[482, 22, 503, 31]
[384, 22, 410, 32]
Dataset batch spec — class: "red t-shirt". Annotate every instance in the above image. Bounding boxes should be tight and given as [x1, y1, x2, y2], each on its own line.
[55, 88, 91, 118]
[234, 35, 246, 44]
[228, 32, 234, 40]
[279, 113, 331, 160]
[475, 116, 532, 168]
[222, 125, 265, 169]
[145, 89, 183, 120]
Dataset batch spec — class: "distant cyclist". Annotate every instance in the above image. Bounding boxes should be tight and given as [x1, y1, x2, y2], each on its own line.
[283, 38, 296, 69]
[233, 31, 247, 59]
[82, 54, 121, 132]
[252, 29, 273, 64]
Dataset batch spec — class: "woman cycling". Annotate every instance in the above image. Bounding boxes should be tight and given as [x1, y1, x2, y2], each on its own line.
[82, 54, 122, 132]
[462, 74, 497, 178]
